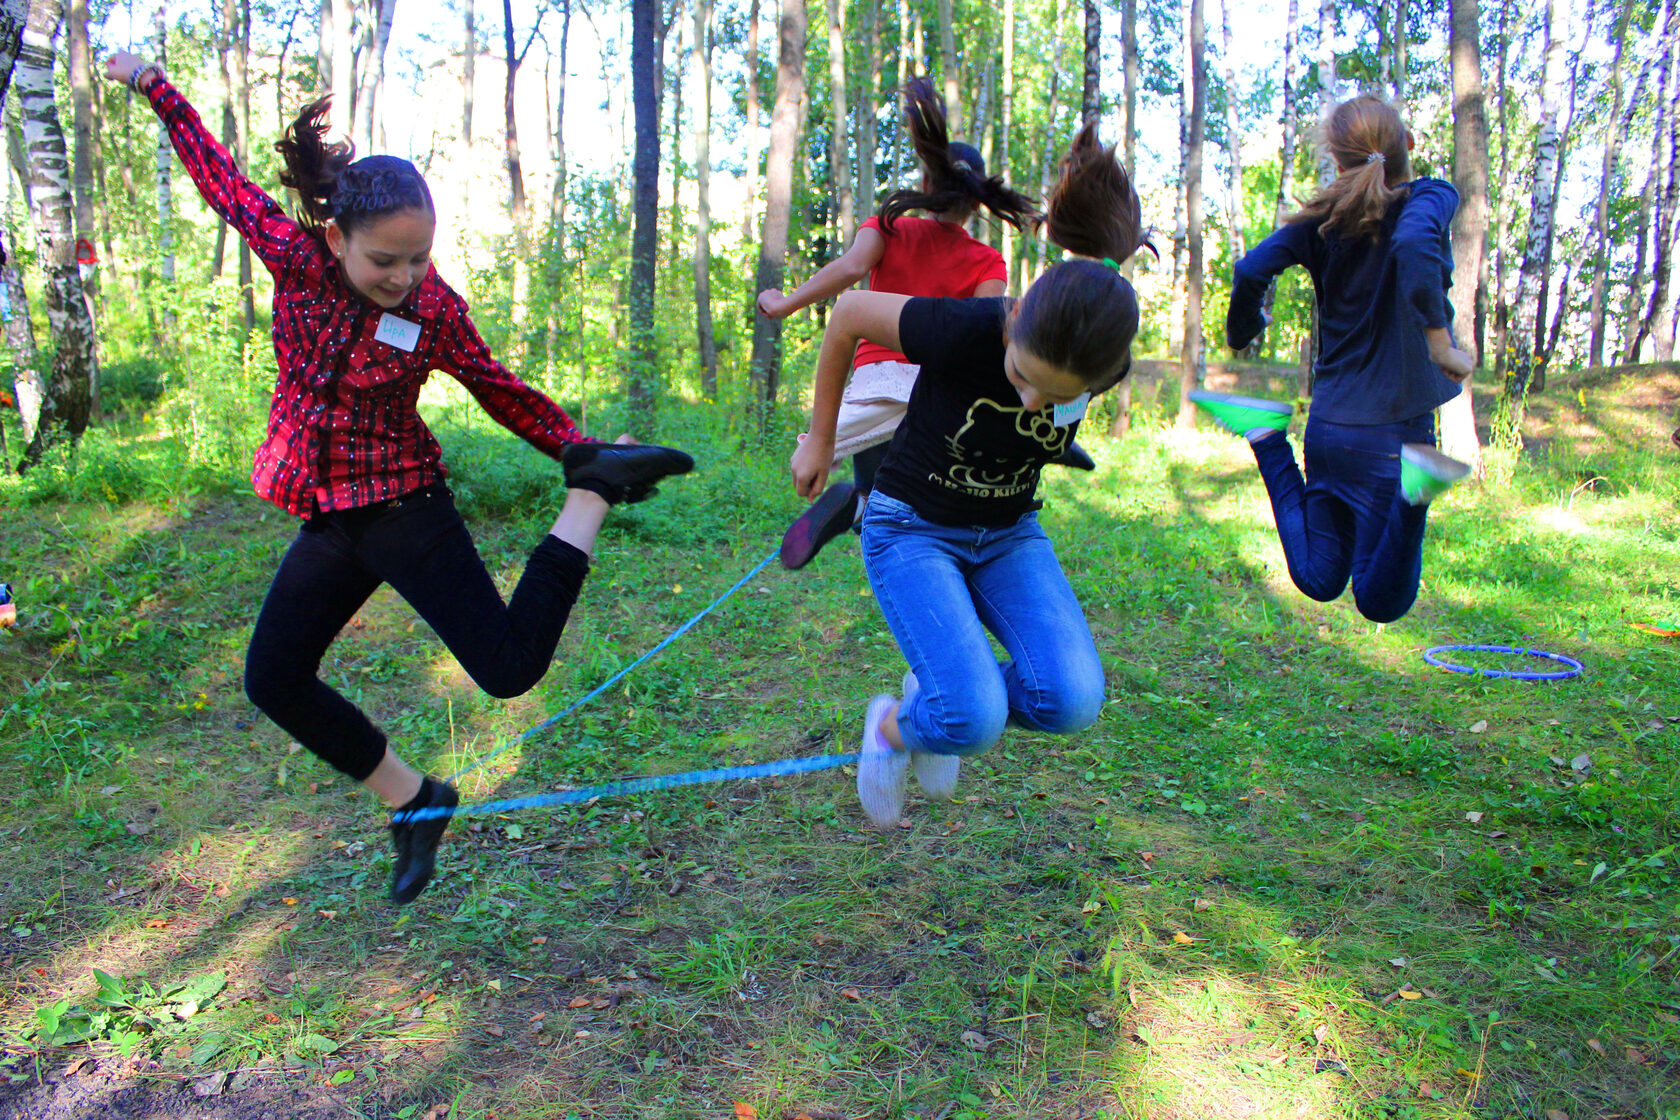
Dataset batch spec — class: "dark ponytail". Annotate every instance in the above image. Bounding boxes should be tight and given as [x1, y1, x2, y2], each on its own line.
[275, 95, 434, 237]
[1008, 122, 1150, 394]
[877, 77, 1037, 232]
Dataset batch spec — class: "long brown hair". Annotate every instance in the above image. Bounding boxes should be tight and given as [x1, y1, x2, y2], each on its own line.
[275, 95, 433, 236]
[878, 78, 1037, 232]
[1008, 122, 1150, 393]
[1287, 96, 1412, 241]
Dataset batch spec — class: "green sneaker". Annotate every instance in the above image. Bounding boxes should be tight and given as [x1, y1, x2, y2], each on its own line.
[1187, 390, 1292, 438]
[1399, 443, 1471, 505]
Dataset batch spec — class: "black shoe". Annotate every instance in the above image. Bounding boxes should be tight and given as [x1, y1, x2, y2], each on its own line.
[781, 482, 859, 570]
[389, 776, 459, 906]
[1050, 440, 1096, 471]
[562, 443, 695, 505]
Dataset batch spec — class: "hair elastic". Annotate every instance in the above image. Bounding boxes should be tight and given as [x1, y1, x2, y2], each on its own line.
[1365, 151, 1386, 164]
[1100, 257, 1124, 271]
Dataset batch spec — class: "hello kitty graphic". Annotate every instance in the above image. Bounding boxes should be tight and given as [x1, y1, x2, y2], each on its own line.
[942, 397, 1073, 494]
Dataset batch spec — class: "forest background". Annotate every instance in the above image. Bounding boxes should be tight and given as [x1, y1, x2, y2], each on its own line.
[0, 0, 1674, 469]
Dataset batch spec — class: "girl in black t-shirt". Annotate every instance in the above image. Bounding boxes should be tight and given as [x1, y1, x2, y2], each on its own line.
[790, 124, 1147, 829]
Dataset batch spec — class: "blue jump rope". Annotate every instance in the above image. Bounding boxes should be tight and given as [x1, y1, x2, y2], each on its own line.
[397, 548, 860, 824]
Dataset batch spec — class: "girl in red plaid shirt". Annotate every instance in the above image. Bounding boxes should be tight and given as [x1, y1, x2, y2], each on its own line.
[108, 52, 694, 906]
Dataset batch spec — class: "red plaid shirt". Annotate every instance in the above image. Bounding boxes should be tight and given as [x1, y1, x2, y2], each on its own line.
[147, 79, 592, 519]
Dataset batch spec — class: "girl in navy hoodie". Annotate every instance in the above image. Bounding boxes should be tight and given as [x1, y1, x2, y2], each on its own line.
[1192, 97, 1472, 624]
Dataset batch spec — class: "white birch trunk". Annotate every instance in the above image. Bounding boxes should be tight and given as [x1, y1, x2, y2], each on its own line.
[353, 0, 396, 154]
[824, 0, 851, 248]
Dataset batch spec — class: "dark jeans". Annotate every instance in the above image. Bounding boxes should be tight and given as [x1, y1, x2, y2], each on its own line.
[1250, 413, 1433, 624]
[244, 485, 590, 780]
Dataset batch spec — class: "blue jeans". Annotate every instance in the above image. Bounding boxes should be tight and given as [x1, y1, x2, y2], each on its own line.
[1251, 413, 1433, 623]
[860, 492, 1106, 757]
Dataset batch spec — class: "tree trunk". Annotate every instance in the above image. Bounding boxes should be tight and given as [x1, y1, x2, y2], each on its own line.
[741, 0, 760, 241]
[1441, 0, 1488, 473]
[353, 0, 396, 154]
[545, 0, 569, 385]
[1081, 0, 1099, 123]
[937, 0, 958, 131]
[1489, 0, 1513, 377]
[693, 0, 716, 396]
[1587, 6, 1634, 368]
[462, 0, 474, 144]
[1390, 0, 1406, 114]
[667, 1, 686, 268]
[749, 0, 806, 422]
[1274, 0, 1298, 222]
[1315, 0, 1335, 184]
[825, 0, 852, 249]
[858, 0, 878, 217]
[1495, 0, 1563, 443]
[331, 0, 353, 135]
[1530, 3, 1591, 393]
[17, 0, 96, 464]
[154, 7, 174, 297]
[1033, 0, 1065, 282]
[65, 0, 96, 417]
[1634, 0, 1680, 363]
[1167, 0, 1189, 341]
[317, 0, 331, 98]
[1216, 0, 1243, 262]
[1175, 0, 1205, 431]
[628, 0, 661, 426]
[999, 0, 1014, 276]
[213, 0, 234, 280]
[237, 0, 253, 331]
[1108, 0, 1137, 436]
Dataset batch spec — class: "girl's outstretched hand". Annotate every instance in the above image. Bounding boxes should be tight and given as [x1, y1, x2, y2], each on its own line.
[104, 52, 150, 87]
[789, 434, 831, 500]
[756, 289, 790, 319]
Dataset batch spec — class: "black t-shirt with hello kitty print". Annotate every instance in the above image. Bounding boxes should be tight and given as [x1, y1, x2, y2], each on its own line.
[873, 297, 1080, 528]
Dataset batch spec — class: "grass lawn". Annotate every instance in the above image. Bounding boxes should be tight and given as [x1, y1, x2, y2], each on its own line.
[1, 373, 1677, 1120]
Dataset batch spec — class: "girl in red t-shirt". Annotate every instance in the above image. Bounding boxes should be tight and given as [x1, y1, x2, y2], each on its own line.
[757, 79, 1044, 569]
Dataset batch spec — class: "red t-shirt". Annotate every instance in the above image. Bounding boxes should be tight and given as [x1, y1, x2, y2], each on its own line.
[854, 216, 1007, 368]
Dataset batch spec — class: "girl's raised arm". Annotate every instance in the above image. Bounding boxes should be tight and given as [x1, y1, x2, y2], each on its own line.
[105, 52, 301, 274]
[789, 290, 909, 498]
[758, 226, 887, 320]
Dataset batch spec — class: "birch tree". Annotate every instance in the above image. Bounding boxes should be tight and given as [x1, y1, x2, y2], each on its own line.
[1632, 0, 1680, 362]
[1081, 0, 1099, 123]
[353, 0, 397, 154]
[740, 0, 759, 240]
[1495, 0, 1564, 443]
[1586, 4, 1635, 368]
[17, 0, 97, 464]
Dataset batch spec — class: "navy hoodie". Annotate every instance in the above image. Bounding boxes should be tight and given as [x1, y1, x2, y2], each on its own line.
[1227, 176, 1462, 426]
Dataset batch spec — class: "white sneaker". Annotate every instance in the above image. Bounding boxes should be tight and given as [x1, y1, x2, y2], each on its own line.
[857, 694, 909, 829]
[901, 670, 961, 801]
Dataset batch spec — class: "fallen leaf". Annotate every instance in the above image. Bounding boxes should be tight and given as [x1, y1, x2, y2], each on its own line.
[282, 898, 299, 906]
[960, 1029, 992, 1051]
[1465, 811, 1483, 823]
[317, 910, 337, 919]
[1389, 958, 1408, 968]
[1397, 989, 1422, 1000]
[126, 821, 152, 837]
[1572, 753, 1592, 773]
[421, 1106, 450, 1120]
[1140, 851, 1156, 862]
[1625, 1046, 1648, 1065]
[839, 988, 862, 1001]
[1313, 1023, 1329, 1045]
[567, 997, 591, 1009]
[1468, 720, 1488, 733]
[485, 1026, 505, 1038]
[734, 1104, 759, 1120]
[1418, 1081, 1435, 1099]
[145, 918, 169, 929]
[1544, 1111, 1569, 1120]
[1587, 1038, 1605, 1056]
[1172, 931, 1196, 945]
[1192, 898, 1212, 912]
[530, 936, 547, 945]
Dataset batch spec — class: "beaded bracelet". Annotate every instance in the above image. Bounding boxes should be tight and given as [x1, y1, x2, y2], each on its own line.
[128, 64, 162, 94]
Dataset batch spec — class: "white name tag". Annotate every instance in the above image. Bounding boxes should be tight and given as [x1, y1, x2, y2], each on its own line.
[1053, 393, 1090, 427]
[374, 312, 421, 352]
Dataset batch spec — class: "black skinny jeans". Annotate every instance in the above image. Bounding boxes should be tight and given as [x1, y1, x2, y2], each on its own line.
[244, 485, 590, 780]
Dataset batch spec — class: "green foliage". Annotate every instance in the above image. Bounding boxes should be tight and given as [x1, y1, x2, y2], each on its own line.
[32, 969, 226, 1055]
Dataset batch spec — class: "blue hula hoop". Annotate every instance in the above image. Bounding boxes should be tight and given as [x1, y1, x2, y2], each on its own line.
[1422, 643, 1583, 681]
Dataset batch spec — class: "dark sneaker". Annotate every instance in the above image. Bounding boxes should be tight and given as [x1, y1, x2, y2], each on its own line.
[1399, 443, 1471, 505]
[1187, 389, 1292, 438]
[389, 776, 459, 906]
[780, 481, 860, 569]
[1050, 441, 1096, 471]
[562, 443, 695, 505]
